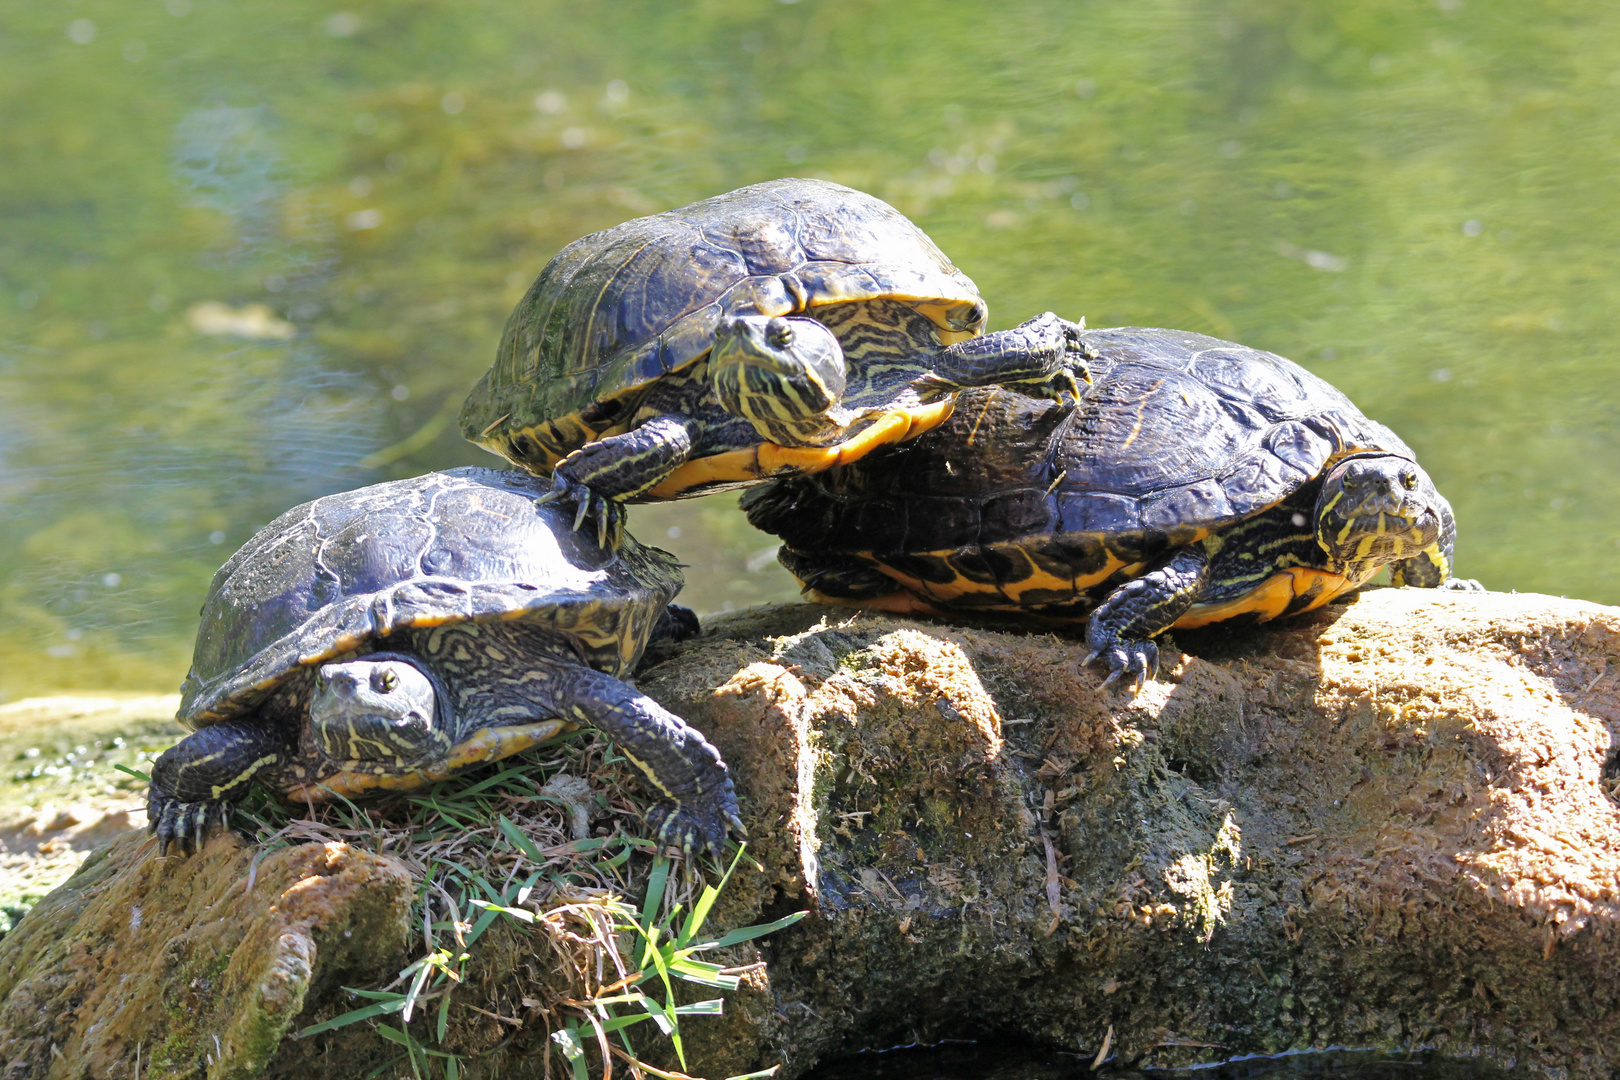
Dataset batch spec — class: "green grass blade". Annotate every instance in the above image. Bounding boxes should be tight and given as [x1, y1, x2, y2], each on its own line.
[667, 957, 741, 989]
[700, 910, 809, 950]
[467, 898, 535, 923]
[293, 995, 407, 1038]
[677, 843, 748, 947]
[436, 985, 453, 1043]
[723, 1067, 782, 1080]
[496, 815, 545, 862]
[363, 1055, 408, 1079]
[552, 1026, 590, 1080]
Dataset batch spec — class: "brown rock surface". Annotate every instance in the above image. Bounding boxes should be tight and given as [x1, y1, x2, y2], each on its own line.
[636, 587, 1620, 1078]
[3, 587, 1618, 1079]
[0, 831, 411, 1078]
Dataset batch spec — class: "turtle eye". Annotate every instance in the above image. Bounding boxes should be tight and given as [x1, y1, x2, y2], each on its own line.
[370, 668, 399, 694]
[1401, 470, 1417, 490]
[766, 320, 795, 348]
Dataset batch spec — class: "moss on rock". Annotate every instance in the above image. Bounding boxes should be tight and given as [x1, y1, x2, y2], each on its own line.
[3, 588, 1619, 1079]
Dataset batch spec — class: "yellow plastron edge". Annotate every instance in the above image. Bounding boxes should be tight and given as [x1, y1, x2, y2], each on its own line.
[646, 399, 957, 498]
[282, 719, 575, 804]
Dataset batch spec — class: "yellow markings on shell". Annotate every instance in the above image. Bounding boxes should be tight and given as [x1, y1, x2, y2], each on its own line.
[1119, 379, 1165, 452]
[1173, 568, 1355, 629]
[939, 549, 1132, 603]
[645, 399, 957, 497]
[280, 720, 573, 803]
[965, 390, 1003, 448]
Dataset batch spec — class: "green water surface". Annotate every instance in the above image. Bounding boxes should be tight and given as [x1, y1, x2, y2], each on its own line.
[3, 0, 1617, 699]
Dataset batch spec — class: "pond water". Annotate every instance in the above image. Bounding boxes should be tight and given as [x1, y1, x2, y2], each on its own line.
[3, 0, 1617, 700]
[804, 1042, 1506, 1080]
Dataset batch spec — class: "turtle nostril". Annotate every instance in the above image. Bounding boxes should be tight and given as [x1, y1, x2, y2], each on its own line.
[325, 670, 358, 693]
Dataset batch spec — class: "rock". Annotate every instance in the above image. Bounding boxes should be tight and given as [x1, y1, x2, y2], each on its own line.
[2, 588, 1618, 1079]
[0, 831, 411, 1078]
[635, 587, 1620, 1078]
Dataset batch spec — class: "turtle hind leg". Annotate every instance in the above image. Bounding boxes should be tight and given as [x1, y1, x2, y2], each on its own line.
[777, 546, 900, 601]
[1083, 545, 1211, 692]
[147, 719, 291, 859]
[542, 663, 741, 861]
[650, 604, 701, 644]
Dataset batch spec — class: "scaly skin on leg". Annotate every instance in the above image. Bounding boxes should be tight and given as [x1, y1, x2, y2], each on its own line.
[1084, 545, 1212, 690]
[541, 414, 702, 548]
[147, 719, 293, 857]
[923, 312, 1091, 404]
[546, 663, 742, 859]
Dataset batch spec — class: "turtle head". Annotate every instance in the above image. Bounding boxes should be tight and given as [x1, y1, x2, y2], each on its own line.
[1313, 454, 1443, 575]
[309, 653, 451, 766]
[710, 314, 848, 446]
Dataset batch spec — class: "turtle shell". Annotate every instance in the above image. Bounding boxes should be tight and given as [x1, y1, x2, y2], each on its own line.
[459, 178, 984, 457]
[178, 467, 681, 730]
[744, 327, 1411, 558]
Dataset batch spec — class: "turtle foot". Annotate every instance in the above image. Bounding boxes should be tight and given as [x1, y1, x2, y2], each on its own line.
[647, 788, 745, 863]
[1440, 577, 1486, 592]
[1014, 312, 1092, 404]
[1081, 638, 1158, 694]
[651, 604, 702, 643]
[147, 793, 233, 858]
[536, 470, 626, 550]
[1030, 365, 1087, 407]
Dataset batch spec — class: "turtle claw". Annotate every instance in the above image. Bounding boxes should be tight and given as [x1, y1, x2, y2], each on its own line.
[148, 794, 231, 860]
[1083, 639, 1158, 695]
[540, 471, 626, 550]
[647, 789, 744, 864]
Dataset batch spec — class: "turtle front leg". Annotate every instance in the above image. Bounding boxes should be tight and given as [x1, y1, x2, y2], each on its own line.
[543, 414, 702, 548]
[1083, 545, 1211, 691]
[147, 719, 291, 858]
[544, 663, 742, 860]
[922, 312, 1092, 404]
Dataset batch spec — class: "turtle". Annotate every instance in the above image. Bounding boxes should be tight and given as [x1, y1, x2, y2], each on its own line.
[459, 177, 1089, 549]
[741, 326, 1483, 689]
[146, 467, 741, 860]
